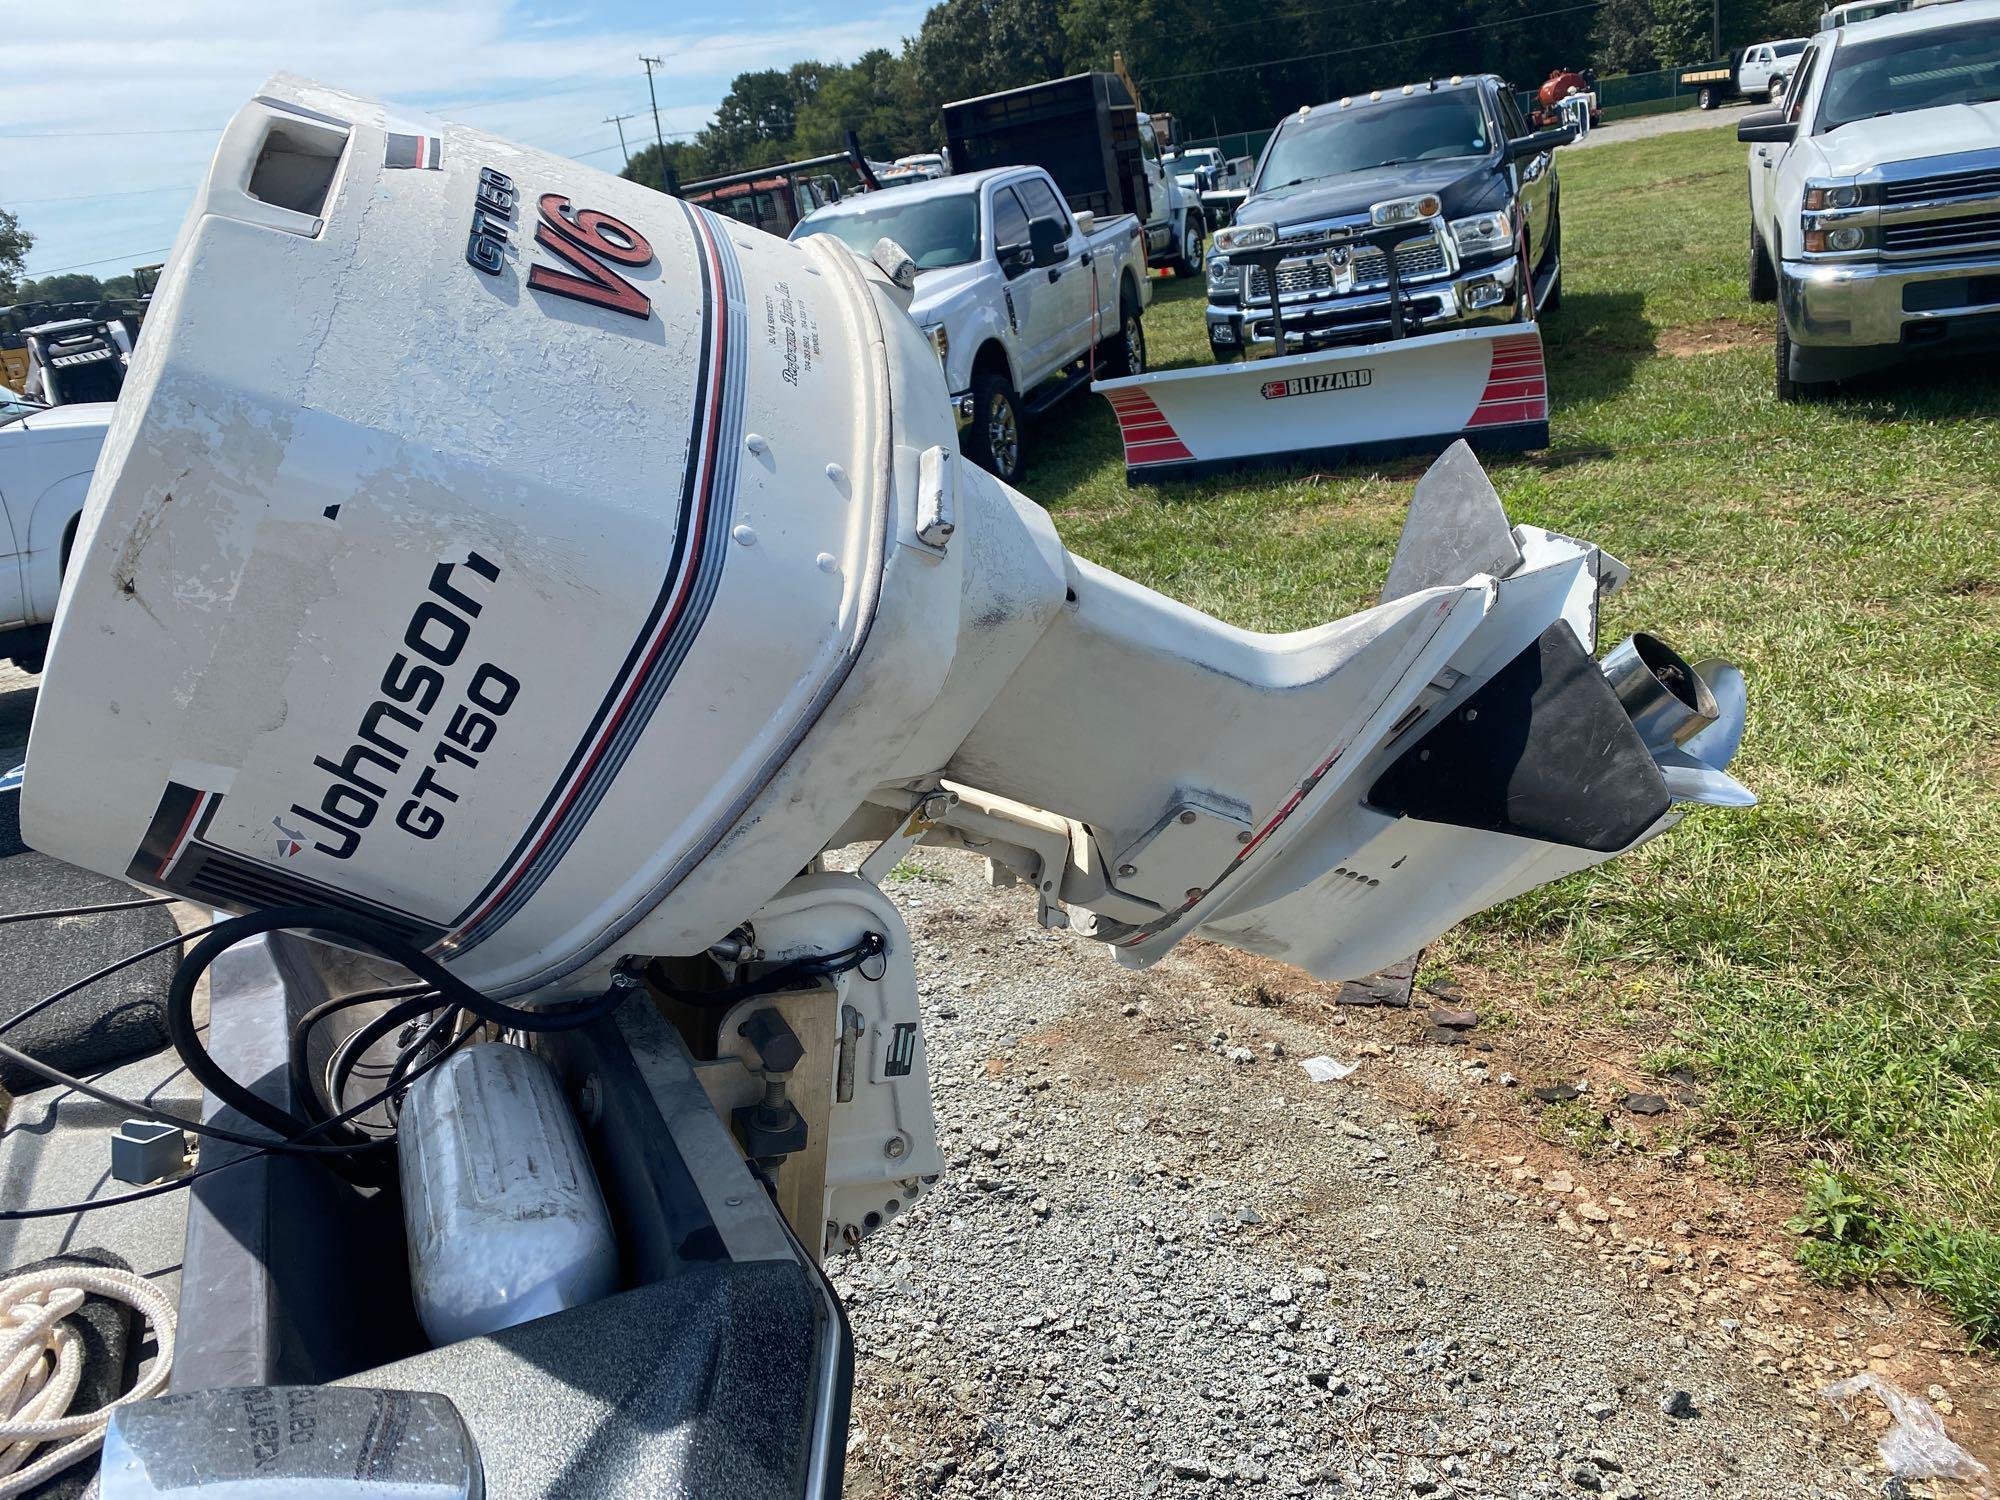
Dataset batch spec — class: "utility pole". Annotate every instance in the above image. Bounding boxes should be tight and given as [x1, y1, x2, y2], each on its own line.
[639, 56, 679, 196]
[1712, 0, 1722, 63]
[604, 112, 635, 169]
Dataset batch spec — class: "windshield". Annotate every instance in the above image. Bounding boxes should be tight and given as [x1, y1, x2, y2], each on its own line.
[0, 383, 44, 428]
[792, 193, 980, 269]
[1818, 17, 2000, 126]
[1256, 92, 1492, 193]
[1775, 38, 1808, 55]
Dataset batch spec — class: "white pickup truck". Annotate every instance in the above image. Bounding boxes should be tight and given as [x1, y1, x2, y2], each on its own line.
[0, 391, 109, 670]
[1743, 0, 2000, 397]
[791, 165, 1151, 483]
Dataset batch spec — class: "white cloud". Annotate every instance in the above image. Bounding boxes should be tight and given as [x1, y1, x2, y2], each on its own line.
[2, 0, 923, 278]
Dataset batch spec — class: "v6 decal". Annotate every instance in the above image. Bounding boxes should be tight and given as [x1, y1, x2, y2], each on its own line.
[527, 193, 656, 321]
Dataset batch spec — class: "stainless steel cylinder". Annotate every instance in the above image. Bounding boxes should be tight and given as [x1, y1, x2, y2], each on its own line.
[1601, 632, 1718, 749]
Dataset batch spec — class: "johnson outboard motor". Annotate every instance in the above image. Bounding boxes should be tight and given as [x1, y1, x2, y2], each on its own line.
[14, 78, 1748, 1498]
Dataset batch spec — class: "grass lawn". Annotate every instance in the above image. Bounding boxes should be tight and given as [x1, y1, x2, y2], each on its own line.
[1022, 120, 2000, 1342]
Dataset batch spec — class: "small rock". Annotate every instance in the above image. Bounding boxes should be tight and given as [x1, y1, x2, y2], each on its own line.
[1269, 1285, 1295, 1305]
[1336, 1120, 1372, 1141]
[1582, 1400, 1616, 1420]
[1422, 1026, 1469, 1047]
[1301, 1267, 1329, 1287]
[977, 1137, 1002, 1157]
[1031, 1197, 1050, 1217]
[1236, 1207, 1262, 1225]
[1621, 1092, 1669, 1116]
[1570, 1464, 1605, 1491]
[1227, 1046, 1256, 1064]
[1429, 1005, 1479, 1030]
[1543, 1171, 1575, 1194]
[1533, 1085, 1583, 1104]
[1169, 1457, 1212, 1480]
[1577, 1203, 1611, 1223]
[1660, 1388, 1700, 1419]
[1867, 1342, 1896, 1359]
[1122, 1002, 1141, 1017]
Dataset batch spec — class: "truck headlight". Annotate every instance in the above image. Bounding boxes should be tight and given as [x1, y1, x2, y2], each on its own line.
[1805, 225, 1875, 253]
[1371, 194, 1442, 227]
[1803, 179, 1880, 210]
[1207, 255, 1233, 287]
[1449, 213, 1512, 258]
[1214, 222, 1276, 253]
[925, 324, 949, 367]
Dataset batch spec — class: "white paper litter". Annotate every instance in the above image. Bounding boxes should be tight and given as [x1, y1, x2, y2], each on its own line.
[1299, 1055, 1360, 1083]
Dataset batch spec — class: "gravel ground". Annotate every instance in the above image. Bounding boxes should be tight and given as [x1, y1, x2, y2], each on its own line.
[836, 852, 1893, 1500]
[1569, 107, 1752, 151]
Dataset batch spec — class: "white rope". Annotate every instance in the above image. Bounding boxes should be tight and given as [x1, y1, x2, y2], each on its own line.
[0, 1266, 176, 1499]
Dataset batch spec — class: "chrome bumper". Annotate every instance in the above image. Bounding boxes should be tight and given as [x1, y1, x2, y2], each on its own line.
[1208, 254, 1523, 357]
[1779, 252, 2000, 350]
[950, 391, 975, 432]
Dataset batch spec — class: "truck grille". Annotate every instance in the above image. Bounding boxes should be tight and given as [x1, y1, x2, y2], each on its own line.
[1882, 166, 2000, 205]
[1246, 232, 1449, 300]
[1882, 212, 2000, 255]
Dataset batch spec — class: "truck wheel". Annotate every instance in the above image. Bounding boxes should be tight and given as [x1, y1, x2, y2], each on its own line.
[1173, 217, 1205, 277]
[966, 370, 1026, 483]
[1103, 294, 1147, 378]
[1749, 226, 1777, 303]
[1698, 85, 1718, 110]
[1768, 76, 1787, 103]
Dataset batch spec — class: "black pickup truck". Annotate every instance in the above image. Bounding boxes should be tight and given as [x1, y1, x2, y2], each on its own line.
[1205, 75, 1571, 359]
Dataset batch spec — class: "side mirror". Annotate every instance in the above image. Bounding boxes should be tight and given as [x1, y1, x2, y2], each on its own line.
[1028, 215, 1065, 267]
[1738, 111, 1797, 143]
[1506, 126, 1576, 160]
[1073, 209, 1095, 236]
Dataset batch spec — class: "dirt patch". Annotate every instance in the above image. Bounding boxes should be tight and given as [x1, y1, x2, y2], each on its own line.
[1659, 319, 1767, 358]
[1176, 936, 2000, 1481]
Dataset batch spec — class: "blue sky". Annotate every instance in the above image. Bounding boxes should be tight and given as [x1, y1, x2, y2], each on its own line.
[1, 0, 927, 284]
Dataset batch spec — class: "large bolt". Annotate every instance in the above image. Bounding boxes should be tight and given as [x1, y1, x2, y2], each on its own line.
[1118, 863, 1137, 877]
[884, 1135, 908, 1160]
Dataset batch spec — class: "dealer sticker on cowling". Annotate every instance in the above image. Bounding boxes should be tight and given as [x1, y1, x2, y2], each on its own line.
[1260, 369, 1373, 399]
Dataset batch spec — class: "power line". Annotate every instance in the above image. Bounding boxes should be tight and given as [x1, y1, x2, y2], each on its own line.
[4, 184, 191, 208]
[18, 246, 172, 280]
[1138, 0, 1605, 87]
[0, 126, 215, 140]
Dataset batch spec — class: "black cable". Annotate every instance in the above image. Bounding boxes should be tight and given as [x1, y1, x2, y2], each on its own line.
[0, 920, 223, 1042]
[0, 1010, 488, 1222]
[167, 906, 638, 1148]
[0, 895, 173, 925]
[654, 931, 887, 1007]
[323, 995, 455, 1127]
[287, 982, 433, 1125]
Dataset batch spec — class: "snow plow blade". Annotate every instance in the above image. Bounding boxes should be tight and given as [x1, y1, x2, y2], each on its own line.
[1095, 324, 1548, 484]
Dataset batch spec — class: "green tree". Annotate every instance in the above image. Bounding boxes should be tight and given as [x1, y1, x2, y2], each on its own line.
[100, 274, 137, 300]
[622, 140, 714, 194]
[909, 0, 1074, 106]
[12, 271, 106, 308]
[1592, 0, 1661, 74]
[793, 49, 932, 158]
[702, 69, 805, 164]
[1651, 0, 1716, 66]
[0, 209, 31, 301]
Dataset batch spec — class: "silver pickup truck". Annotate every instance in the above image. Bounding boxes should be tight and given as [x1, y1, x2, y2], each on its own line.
[793, 165, 1151, 484]
[1743, 0, 2000, 397]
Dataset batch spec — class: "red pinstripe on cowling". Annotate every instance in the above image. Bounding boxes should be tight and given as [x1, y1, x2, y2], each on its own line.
[1465, 335, 1547, 428]
[1105, 388, 1193, 465]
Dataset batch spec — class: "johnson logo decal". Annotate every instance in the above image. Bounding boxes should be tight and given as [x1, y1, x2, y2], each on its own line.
[1261, 369, 1373, 399]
